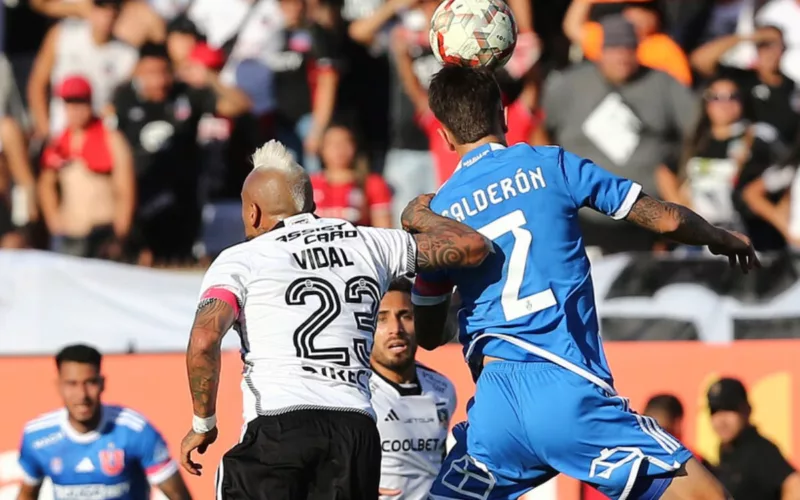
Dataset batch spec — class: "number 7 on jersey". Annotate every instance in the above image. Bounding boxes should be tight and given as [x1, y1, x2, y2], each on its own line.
[477, 210, 557, 321]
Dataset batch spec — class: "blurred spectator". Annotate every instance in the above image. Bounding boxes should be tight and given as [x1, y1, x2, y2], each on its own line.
[110, 43, 250, 265]
[148, 0, 192, 21]
[644, 394, 707, 460]
[707, 377, 800, 500]
[165, 14, 202, 69]
[691, 25, 800, 148]
[30, 0, 167, 48]
[0, 53, 30, 130]
[272, 0, 340, 173]
[563, 0, 693, 86]
[754, 0, 800, 83]
[311, 123, 392, 227]
[666, 0, 767, 60]
[542, 15, 696, 253]
[38, 76, 135, 260]
[0, 116, 37, 249]
[739, 132, 800, 250]
[385, 0, 440, 227]
[28, 0, 138, 139]
[657, 77, 774, 236]
[187, 0, 283, 142]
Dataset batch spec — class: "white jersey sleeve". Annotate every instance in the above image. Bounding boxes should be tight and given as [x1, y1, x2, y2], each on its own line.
[357, 227, 417, 283]
[197, 245, 251, 317]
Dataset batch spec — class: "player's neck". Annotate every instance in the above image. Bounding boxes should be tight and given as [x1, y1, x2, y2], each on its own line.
[455, 135, 507, 159]
[68, 409, 103, 434]
[372, 361, 416, 386]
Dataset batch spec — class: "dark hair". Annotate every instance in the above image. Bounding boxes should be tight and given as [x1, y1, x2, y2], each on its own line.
[678, 76, 751, 178]
[56, 344, 102, 370]
[428, 65, 504, 144]
[388, 278, 413, 295]
[139, 42, 170, 61]
[167, 14, 202, 38]
[645, 394, 684, 420]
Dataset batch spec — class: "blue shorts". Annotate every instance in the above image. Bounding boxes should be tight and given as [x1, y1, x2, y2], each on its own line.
[429, 361, 694, 500]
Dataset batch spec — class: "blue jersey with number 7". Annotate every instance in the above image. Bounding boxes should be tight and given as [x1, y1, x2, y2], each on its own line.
[412, 143, 641, 385]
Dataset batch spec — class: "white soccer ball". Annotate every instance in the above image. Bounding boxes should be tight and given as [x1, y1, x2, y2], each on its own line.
[429, 0, 518, 69]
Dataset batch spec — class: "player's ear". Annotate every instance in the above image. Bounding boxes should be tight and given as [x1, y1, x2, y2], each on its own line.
[501, 105, 509, 134]
[249, 203, 261, 229]
[437, 128, 456, 152]
[98, 375, 106, 394]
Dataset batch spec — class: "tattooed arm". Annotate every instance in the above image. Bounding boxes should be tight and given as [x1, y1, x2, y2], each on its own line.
[187, 298, 236, 419]
[180, 292, 238, 476]
[402, 194, 490, 271]
[626, 193, 760, 272]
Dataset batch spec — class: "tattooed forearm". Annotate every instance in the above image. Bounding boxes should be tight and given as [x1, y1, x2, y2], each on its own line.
[626, 193, 726, 247]
[402, 194, 490, 270]
[186, 299, 235, 417]
[414, 231, 488, 270]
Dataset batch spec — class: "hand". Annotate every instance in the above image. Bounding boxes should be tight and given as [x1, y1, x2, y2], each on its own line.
[389, 0, 419, 11]
[401, 193, 435, 233]
[504, 31, 541, 79]
[304, 130, 322, 155]
[708, 229, 761, 273]
[379, 487, 403, 496]
[180, 427, 218, 476]
[750, 27, 782, 45]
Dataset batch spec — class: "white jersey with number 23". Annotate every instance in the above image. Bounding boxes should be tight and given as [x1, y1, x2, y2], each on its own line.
[196, 214, 417, 423]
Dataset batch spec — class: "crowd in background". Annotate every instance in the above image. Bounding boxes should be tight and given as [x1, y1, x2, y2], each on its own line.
[1, 0, 800, 266]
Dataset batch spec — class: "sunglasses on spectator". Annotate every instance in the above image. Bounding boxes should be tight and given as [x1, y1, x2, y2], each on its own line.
[704, 92, 740, 103]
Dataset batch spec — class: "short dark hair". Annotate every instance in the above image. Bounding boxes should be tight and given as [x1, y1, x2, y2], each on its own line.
[388, 278, 413, 295]
[428, 65, 503, 144]
[139, 42, 170, 61]
[645, 394, 684, 420]
[56, 344, 102, 371]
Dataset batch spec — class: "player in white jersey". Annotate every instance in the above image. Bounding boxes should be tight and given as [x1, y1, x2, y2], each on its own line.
[176, 140, 489, 500]
[370, 278, 456, 500]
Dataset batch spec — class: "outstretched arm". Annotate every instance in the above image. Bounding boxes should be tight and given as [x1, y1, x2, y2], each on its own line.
[401, 194, 490, 271]
[625, 193, 759, 272]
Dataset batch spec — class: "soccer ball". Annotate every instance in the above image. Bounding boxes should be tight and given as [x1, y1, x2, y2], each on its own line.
[429, 0, 518, 69]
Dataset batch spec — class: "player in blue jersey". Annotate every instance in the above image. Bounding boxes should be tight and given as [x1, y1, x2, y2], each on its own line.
[17, 345, 190, 500]
[403, 66, 758, 500]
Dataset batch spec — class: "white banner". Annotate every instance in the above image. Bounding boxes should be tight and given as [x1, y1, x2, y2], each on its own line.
[1, 249, 799, 355]
[0, 250, 240, 355]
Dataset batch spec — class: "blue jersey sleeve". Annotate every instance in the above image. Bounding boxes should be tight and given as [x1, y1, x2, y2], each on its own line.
[559, 149, 642, 220]
[18, 433, 44, 484]
[130, 420, 178, 485]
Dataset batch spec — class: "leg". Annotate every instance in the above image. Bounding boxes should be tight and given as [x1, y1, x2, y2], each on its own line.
[659, 458, 729, 500]
[217, 414, 318, 500]
[309, 411, 381, 500]
[428, 373, 556, 500]
[506, 364, 713, 500]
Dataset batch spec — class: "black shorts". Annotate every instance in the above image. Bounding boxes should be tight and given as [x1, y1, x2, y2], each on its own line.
[217, 409, 381, 500]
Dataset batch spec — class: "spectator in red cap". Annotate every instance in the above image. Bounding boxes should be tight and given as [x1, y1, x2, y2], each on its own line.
[38, 75, 136, 260]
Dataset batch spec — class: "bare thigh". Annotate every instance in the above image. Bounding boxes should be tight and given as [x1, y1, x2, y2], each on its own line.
[661, 458, 731, 500]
